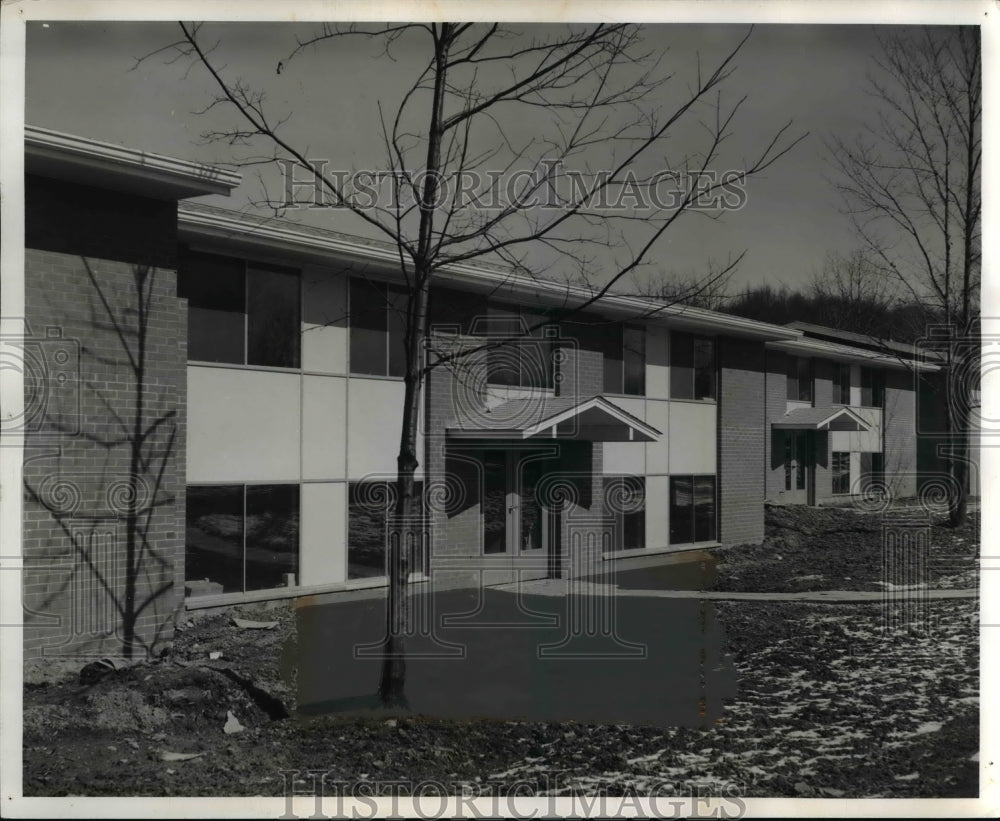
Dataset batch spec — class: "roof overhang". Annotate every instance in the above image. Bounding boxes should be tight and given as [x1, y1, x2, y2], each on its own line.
[772, 406, 872, 432]
[26, 126, 242, 201]
[178, 202, 800, 342]
[767, 337, 940, 372]
[447, 395, 661, 442]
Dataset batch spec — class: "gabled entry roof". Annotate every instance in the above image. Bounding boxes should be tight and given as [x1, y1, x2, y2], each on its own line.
[447, 395, 661, 442]
[772, 406, 872, 432]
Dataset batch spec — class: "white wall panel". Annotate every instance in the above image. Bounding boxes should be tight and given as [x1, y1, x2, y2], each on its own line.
[646, 326, 670, 400]
[347, 378, 406, 479]
[644, 400, 670, 474]
[668, 401, 716, 474]
[302, 375, 347, 480]
[645, 475, 670, 549]
[187, 366, 300, 482]
[603, 396, 647, 475]
[300, 482, 347, 586]
[302, 265, 348, 374]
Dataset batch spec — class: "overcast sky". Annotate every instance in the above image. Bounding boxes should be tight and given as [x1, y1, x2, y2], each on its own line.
[23, 20, 948, 294]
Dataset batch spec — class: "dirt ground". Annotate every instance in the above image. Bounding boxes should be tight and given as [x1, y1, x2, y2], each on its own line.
[21, 506, 980, 798]
[709, 504, 979, 593]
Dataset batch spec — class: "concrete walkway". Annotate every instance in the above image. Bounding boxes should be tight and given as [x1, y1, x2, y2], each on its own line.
[499, 578, 979, 602]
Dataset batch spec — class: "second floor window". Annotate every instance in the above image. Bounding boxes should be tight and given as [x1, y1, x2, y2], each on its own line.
[670, 332, 715, 400]
[179, 250, 300, 368]
[349, 277, 408, 377]
[786, 356, 813, 402]
[604, 325, 646, 396]
[860, 367, 885, 407]
[833, 362, 851, 405]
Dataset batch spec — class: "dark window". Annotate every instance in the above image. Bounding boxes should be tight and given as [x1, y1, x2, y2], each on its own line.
[247, 265, 301, 368]
[594, 325, 646, 396]
[623, 327, 646, 396]
[347, 480, 426, 579]
[604, 476, 645, 551]
[832, 363, 851, 405]
[179, 251, 300, 367]
[349, 277, 408, 377]
[670, 332, 715, 400]
[482, 451, 507, 554]
[832, 452, 851, 495]
[861, 367, 885, 407]
[669, 475, 716, 544]
[185, 484, 299, 595]
[178, 252, 246, 365]
[787, 356, 813, 402]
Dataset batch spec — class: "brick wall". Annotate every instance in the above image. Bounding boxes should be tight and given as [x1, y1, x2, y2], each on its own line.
[764, 349, 788, 500]
[884, 368, 918, 498]
[717, 337, 766, 545]
[22, 177, 186, 661]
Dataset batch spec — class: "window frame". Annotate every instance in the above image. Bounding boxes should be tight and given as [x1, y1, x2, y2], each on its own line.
[669, 474, 717, 545]
[184, 482, 300, 596]
[179, 249, 301, 369]
[786, 355, 813, 403]
[832, 451, 851, 495]
[604, 475, 646, 552]
[860, 367, 885, 408]
[669, 331, 716, 401]
[832, 362, 851, 405]
[349, 276, 409, 378]
[347, 479, 427, 580]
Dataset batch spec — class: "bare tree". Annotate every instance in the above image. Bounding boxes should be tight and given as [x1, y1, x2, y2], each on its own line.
[644, 259, 738, 311]
[145, 21, 804, 706]
[809, 249, 898, 335]
[828, 26, 980, 526]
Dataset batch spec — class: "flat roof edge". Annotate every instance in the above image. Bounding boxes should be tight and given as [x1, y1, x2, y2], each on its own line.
[25, 125, 242, 200]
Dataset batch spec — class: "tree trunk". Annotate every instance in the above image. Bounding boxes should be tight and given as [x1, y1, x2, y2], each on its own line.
[378, 277, 431, 708]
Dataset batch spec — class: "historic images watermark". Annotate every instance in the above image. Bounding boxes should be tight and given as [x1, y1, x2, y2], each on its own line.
[279, 159, 749, 213]
[278, 771, 748, 820]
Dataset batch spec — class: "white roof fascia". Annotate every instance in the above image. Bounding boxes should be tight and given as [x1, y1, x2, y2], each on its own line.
[767, 336, 940, 372]
[26, 126, 242, 200]
[178, 204, 801, 342]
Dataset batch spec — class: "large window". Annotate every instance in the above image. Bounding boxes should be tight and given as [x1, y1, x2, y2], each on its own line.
[860, 367, 885, 407]
[349, 277, 408, 377]
[786, 356, 813, 402]
[670, 332, 715, 400]
[185, 484, 299, 595]
[347, 480, 426, 579]
[832, 451, 851, 495]
[603, 326, 646, 396]
[833, 363, 851, 405]
[604, 476, 645, 551]
[669, 475, 716, 544]
[179, 250, 300, 368]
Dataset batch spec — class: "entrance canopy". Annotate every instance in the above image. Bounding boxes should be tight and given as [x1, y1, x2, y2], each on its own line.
[447, 395, 661, 442]
[772, 406, 872, 432]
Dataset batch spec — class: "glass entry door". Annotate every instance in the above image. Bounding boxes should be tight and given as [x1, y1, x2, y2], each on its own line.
[783, 430, 814, 504]
[480, 449, 554, 579]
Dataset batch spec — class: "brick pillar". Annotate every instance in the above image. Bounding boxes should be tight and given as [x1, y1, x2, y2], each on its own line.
[717, 337, 766, 545]
[22, 178, 184, 661]
[764, 349, 788, 501]
[884, 369, 917, 497]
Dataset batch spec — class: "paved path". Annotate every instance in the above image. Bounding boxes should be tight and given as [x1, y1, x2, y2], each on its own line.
[498, 578, 979, 602]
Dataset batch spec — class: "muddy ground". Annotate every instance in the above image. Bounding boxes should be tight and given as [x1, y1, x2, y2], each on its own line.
[22, 506, 979, 798]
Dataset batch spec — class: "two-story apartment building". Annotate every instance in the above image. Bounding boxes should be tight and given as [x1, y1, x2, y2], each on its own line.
[16, 128, 939, 660]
